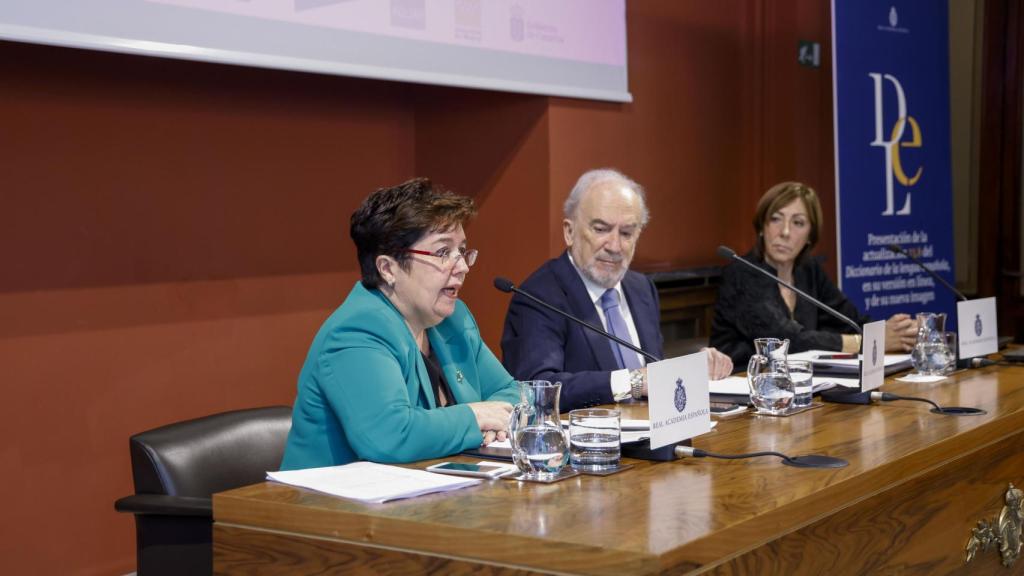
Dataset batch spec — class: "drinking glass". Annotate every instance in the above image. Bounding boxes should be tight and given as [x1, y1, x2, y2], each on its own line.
[786, 360, 814, 408]
[942, 331, 958, 375]
[569, 408, 620, 472]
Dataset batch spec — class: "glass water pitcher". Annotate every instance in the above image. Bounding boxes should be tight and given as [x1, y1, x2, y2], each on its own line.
[508, 380, 569, 480]
[746, 338, 795, 414]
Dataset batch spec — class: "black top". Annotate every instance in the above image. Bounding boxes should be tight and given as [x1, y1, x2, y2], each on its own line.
[709, 252, 870, 368]
[421, 349, 455, 407]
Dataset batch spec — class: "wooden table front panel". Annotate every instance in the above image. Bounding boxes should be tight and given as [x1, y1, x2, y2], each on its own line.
[712, 428, 1024, 575]
[214, 523, 544, 575]
[214, 364, 1024, 575]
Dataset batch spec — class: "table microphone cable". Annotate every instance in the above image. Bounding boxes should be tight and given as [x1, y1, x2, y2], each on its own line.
[674, 390, 986, 467]
[674, 445, 847, 469]
[871, 391, 986, 415]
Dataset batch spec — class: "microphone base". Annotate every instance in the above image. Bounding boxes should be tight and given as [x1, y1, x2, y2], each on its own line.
[622, 439, 691, 461]
[783, 454, 849, 468]
[819, 388, 875, 405]
[957, 357, 997, 369]
[930, 406, 987, 416]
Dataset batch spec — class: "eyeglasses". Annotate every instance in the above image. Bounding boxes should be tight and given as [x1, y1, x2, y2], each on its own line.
[404, 247, 478, 269]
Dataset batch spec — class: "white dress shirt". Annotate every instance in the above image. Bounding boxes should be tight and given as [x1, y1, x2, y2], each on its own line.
[567, 253, 645, 399]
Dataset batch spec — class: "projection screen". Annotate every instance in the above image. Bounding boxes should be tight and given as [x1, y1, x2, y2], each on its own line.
[0, 0, 631, 102]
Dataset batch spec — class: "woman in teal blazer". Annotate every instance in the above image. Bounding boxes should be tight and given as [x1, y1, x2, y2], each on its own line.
[281, 179, 519, 470]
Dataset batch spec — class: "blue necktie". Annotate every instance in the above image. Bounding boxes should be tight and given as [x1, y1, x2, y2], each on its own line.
[600, 289, 642, 369]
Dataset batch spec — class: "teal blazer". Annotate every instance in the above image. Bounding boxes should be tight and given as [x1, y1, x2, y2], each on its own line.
[280, 282, 519, 470]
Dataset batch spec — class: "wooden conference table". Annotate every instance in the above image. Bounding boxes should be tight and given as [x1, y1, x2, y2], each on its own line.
[214, 362, 1024, 575]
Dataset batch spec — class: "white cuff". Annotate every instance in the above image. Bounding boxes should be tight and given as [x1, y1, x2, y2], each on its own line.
[610, 368, 631, 402]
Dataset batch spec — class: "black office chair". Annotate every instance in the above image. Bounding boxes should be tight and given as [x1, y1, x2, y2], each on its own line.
[114, 406, 292, 576]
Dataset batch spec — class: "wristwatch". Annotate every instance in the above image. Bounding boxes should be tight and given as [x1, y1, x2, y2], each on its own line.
[629, 369, 645, 400]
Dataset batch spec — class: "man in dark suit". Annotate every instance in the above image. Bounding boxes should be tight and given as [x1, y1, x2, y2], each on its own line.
[501, 169, 732, 412]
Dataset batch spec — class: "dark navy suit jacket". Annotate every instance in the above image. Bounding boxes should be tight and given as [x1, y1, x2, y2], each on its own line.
[500, 251, 664, 412]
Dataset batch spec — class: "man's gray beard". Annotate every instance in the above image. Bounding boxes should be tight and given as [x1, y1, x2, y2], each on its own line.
[581, 261, 627, 289]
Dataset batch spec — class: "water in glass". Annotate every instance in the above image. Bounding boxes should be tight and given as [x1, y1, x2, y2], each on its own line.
[787, 359, 814, 407]
[569, 409, 620, 472]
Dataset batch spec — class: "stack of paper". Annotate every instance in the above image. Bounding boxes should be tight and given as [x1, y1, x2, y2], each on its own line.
[267, 461, 480, 504]
[787, 350, 912, 376]
[710, 375, 859, 401]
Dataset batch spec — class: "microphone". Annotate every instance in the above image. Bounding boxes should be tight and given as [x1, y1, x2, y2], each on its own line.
[887, 244, 995, 368]
[717, 245, 873, 404]
[493, 277, 660, 363]
[716, 246, 987, 410]
[716, 246, 862, 334]
[495, 276, 850, 467]
[495, 276, 688, 462]
[887, 244, 967, 301]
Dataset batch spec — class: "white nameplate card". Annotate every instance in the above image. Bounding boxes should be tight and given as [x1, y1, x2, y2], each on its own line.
[647, 351, 711, 450]
[860, 320, 886, 392]
[957, 297, 998, 359]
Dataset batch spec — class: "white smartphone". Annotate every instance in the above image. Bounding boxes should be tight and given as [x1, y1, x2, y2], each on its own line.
[425, 462, 512, 478]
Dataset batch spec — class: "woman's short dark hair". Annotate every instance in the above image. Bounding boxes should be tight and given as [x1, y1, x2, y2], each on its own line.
[350, 178, 477, 289]
[752, 181, 823, 264]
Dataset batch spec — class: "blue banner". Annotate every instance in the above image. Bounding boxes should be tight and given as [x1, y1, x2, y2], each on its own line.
[832, 0, 957, 326]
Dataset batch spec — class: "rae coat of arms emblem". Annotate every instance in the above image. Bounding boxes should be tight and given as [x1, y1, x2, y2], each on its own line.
[673, 378, 687, 412]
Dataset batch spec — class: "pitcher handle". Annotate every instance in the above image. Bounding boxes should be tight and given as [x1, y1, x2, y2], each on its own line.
[508, 402, 530, 473]
[746, 354, 764, 397]
[746, 354, 758, 375]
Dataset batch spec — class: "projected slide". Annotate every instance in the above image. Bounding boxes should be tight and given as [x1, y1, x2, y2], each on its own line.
[146, 0, 626, 67]
[0, 0, 629, 101]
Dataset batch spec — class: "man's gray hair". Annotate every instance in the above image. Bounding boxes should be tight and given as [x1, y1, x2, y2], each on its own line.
[563, 168, 650, 226]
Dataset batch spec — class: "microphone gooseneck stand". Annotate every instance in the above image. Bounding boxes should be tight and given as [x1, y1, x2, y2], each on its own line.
[715, 246, 871, 405]
[495, 277, 684, 460]
[887, 243, 995, 369]
[887, 243, 968, 301]
[494, 276, 850, 468]
[715, 246, 985, 415]
[493, 277, 660, 362]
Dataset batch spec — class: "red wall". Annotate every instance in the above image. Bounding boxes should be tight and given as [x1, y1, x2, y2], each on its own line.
[0, 2, 834, 573]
